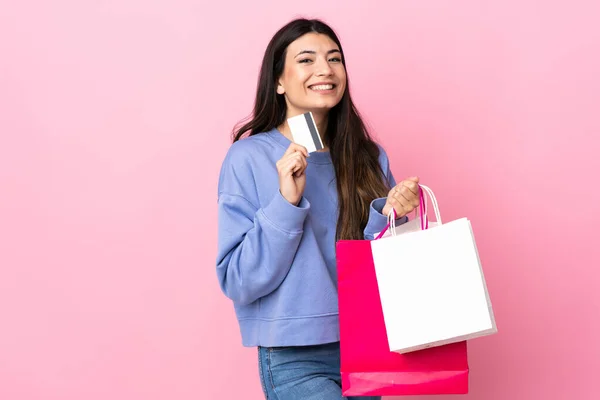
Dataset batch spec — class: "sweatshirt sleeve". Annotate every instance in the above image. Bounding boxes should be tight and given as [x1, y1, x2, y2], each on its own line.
[363, 145, 408, 240]
[216, 144, 310, 306]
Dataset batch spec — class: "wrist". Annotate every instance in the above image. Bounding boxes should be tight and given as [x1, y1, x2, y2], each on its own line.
[382, 204, 404, 219]
[382, 203, 391, 216]
[281, 191, 300, 206]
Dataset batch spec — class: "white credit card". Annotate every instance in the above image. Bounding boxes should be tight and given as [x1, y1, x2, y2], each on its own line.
[287, 112, 324, 153]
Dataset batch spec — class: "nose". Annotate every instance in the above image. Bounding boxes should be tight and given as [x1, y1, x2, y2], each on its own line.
[315, 56, 334, 77]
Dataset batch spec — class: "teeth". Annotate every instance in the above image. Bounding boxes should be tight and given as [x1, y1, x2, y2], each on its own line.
[310, 84, 333, 90]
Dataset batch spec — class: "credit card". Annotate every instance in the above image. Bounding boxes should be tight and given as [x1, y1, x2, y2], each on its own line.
[287, 112, 324, 153]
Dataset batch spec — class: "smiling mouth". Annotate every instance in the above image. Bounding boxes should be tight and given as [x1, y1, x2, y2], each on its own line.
[309, 84, 336, 91]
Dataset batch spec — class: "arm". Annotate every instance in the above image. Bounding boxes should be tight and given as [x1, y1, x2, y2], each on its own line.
[217, 192, 309, 305]
[216, 144, 309, 306]
[363, 147, 408, 240]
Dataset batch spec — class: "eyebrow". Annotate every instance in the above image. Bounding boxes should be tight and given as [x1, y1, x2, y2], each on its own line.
[295, 49, 342, 58]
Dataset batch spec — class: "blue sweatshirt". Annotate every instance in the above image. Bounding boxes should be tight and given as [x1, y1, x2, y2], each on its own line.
[216, 128, 407, 347]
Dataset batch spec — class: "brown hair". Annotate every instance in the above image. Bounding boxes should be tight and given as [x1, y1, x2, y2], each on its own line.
[233, 18, 390, 240]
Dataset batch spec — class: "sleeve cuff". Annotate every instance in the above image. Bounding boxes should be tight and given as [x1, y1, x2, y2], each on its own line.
[364, 197, 408, 240]
[260, 191, 310, 235]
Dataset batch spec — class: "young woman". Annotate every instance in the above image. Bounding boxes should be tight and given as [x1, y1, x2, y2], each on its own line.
[216, 18, 420, 400]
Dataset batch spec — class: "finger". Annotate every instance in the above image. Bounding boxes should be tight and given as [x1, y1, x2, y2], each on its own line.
[283, 158, 300, 175]
[294, 157, 307, 177]
[292, 156, 306, 177]
[401, 180, 420, 197]
[389, 189, 410, 213]
[283, 144, 297, 157]
[283, 157, 303, 177]
[393, 187, 417, 211]
[290, 152, 307, 170]
[278, 153, 303, 173]
[399, 185, 420, 207]
[294, 152, 308, 170]
[395, 191, 413, 211]
[285, 143, 309, 158]
[292, 143, 309, 158]
[281, 150, 307, 164]
[295, 153, 308, 177]
[388, 200, 409, 218]
[278, 157, 296, 176]
[386, 196, 400, 215]
[398, 186, 420, 208]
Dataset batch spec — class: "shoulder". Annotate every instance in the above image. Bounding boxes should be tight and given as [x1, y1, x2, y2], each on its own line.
[224, 132, 272, 160]
[218, 130, 281, 195]
[375, 142, 391, 170]
[221, 131, 278, 171]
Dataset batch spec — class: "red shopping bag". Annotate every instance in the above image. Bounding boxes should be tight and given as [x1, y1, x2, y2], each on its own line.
[336, 239, 469, 396]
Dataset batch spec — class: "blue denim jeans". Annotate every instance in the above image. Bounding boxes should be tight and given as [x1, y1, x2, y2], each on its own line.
[258, 341, 380, 400]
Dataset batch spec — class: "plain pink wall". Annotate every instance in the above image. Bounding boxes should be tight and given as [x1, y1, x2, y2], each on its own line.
[1, 1, 599, 399]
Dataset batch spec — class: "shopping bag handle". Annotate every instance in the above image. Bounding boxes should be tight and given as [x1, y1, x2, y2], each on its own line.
[374, 184, 442, 240]
[419, 185, 441, 225]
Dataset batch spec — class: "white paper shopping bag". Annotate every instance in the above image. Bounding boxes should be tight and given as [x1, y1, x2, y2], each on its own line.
[371, 185, 497, 354]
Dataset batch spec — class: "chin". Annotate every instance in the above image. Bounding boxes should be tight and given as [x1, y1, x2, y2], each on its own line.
[309, 100, 342, 112]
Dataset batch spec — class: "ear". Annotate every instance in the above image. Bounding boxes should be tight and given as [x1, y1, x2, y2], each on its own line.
[276, 81, 285, 95]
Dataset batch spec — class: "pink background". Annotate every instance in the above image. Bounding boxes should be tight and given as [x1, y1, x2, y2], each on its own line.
[1, 1, 599, 399]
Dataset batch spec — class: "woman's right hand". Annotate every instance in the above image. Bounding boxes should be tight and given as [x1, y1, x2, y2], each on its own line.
[276, 143, 309, 206]
[381, 176, 421, 218]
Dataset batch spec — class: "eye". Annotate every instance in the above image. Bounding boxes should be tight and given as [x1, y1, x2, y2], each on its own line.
[298, 58, 313, 64]
[329, 57, 342, 63]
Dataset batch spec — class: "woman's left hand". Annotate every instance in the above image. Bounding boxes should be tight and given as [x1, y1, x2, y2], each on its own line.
[381, 177, 421, 218]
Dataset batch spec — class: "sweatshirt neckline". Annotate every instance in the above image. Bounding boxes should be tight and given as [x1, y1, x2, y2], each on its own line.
[267, 128, 332, 165]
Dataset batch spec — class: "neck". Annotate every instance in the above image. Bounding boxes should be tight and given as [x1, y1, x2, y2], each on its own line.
[278, 111, 329, 151]
[313, 113, 328, 138]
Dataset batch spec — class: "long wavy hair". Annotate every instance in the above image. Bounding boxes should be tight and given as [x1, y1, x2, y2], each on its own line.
[232, 18, 390, 240]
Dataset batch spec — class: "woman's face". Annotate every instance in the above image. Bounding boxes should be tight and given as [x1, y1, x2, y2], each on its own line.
[277, 33, 347, 119]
